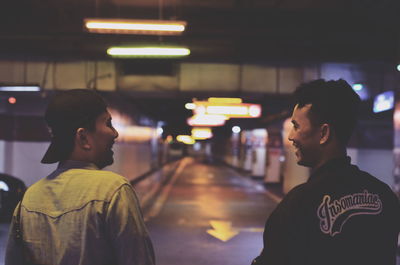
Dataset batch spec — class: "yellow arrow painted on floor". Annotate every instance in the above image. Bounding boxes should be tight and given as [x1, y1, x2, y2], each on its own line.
[207, 220, 239, 242]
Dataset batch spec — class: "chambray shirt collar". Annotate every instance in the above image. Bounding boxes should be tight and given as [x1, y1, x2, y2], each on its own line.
[57, 160, 99, 171]
[46, 160, 99, 180]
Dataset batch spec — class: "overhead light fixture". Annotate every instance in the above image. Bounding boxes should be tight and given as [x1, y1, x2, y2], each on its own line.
[8, 97, 17, 104]
[107, 47, 190, 58]
[187, 114, 227, 127]
[232, 126, 241, 134]
[208, 97, 243, 104]
[192, 101, 262, 118]
[192, 128, 213, 140]
[177, 135, 195, 145]
[0, 85, 41, 92]
[206, 105, 249, 116]
[84, 18, 187, 35]
[373, 91, 394, 113]
[352, 83, 363, 91]
[185, 103, 196, 110]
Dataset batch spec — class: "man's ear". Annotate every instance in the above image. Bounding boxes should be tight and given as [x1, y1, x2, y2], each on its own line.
[76, 128, 91, 150]
[320, 123, 330, 145]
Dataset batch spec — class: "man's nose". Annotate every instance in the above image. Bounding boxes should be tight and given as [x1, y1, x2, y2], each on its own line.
[287, 128, 294, 142]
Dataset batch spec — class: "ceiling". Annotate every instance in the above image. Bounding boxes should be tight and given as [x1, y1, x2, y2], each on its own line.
[0, 0, 398, 137]
[0, 0, 398, 62]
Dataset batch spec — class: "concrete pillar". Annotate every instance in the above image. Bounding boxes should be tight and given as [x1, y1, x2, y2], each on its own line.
[251, 129, 268, 178]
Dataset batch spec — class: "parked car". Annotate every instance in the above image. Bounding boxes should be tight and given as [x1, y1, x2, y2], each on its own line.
[0, 173, 26, 223]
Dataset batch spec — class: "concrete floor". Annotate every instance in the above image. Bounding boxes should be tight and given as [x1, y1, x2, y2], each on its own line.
[0, 157, 399, 265]
[145, 157, 274, 265]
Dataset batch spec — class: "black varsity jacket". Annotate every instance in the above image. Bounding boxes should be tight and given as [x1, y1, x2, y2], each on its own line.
[252, 156, 400, 265]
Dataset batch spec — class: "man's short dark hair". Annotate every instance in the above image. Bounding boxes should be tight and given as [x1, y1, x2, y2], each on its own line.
[293, 79, 361, 145]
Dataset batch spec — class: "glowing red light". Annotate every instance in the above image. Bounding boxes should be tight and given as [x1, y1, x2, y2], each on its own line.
[8, 97, 16, 104]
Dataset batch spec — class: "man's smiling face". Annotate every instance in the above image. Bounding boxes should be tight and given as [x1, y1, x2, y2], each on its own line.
[288, 104, 322, 168]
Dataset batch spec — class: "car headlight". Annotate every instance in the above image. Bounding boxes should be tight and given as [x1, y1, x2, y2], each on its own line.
[0, 181, 9, 192]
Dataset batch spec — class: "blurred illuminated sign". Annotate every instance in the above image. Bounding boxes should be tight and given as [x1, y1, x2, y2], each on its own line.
[373, 91, 394, 113]
[187, 114, 227, 127]
[192, 101, 262, 118]
[192, 128, 213, 140]
[177, 135, 195, 145]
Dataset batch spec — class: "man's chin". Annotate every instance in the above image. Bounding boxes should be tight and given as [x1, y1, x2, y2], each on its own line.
[297, 159, 312, 167]
[295, 154, 309, 167]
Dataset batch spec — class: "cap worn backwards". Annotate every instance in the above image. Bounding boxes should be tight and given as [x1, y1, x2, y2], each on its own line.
[41, 89, 107, 164]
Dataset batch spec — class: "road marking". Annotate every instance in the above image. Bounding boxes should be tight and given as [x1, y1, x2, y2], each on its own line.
[144, 157, 192, 220]
[207, 220, 239, 242]
[207, 220, 264, 242]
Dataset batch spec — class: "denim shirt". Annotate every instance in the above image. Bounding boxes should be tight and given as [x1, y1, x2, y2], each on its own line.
[5, 160, 155, 265]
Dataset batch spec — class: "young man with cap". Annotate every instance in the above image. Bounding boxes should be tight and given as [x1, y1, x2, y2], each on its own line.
[5, 89, 155, 265]
[252, 79, 400, 265]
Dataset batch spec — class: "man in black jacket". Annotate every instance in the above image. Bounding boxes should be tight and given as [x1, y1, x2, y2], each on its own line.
[252, 79, 400, 265]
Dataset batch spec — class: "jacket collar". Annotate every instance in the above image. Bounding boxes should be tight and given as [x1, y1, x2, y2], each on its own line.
[308, 156, 351, 183]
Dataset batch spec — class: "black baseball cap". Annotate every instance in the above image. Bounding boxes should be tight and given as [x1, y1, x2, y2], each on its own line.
[41, 89, 108, 164]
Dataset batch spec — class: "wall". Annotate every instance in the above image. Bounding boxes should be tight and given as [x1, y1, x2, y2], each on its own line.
[107, 142, 152, 182]
[0, 141, 56, 186]
[0, 60, 396, 97]
[0, 60, 116, 91]
[348, 148, 394, 188]
[0, 140, 154, 187]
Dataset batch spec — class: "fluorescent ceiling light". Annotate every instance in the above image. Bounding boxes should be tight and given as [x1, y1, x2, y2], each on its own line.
[208, 97, 243, 104]
[192, 100, 262, 118]
[203, 104, 262, 118]
[0, 86, 40, 92]
[187, 114, 227, 127]
[84, 18, 187, 35]
[207, 105, 248, 115]
[107, 47, 190, 57]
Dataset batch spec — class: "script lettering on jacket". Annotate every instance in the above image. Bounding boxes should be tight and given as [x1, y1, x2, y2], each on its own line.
[317, 190, 382, 236]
